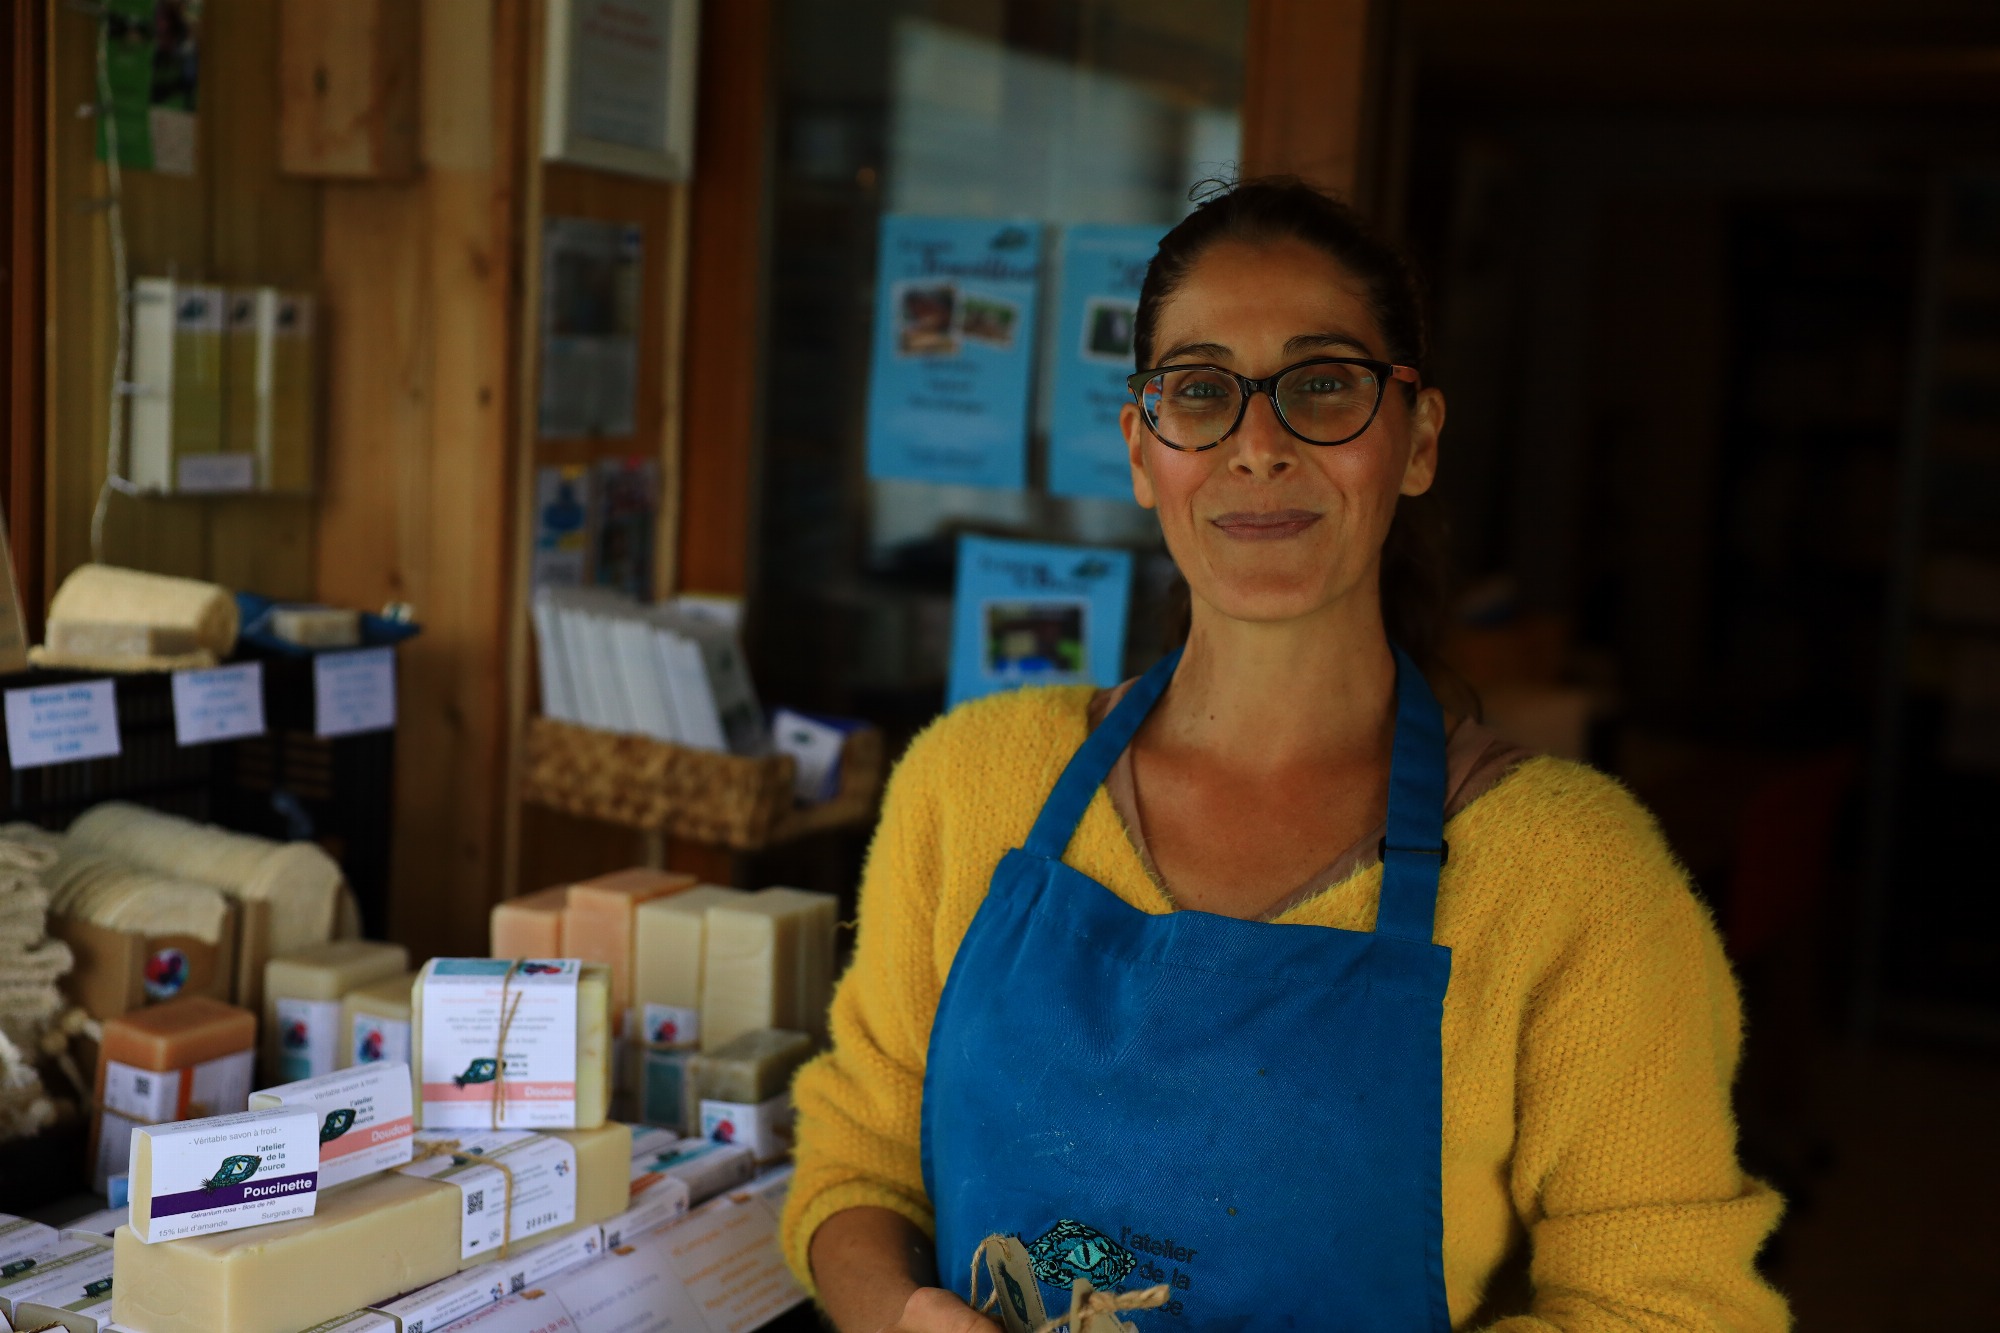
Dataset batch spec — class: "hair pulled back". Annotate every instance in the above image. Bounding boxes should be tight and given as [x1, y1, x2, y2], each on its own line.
[1138, 176, 1449, 675]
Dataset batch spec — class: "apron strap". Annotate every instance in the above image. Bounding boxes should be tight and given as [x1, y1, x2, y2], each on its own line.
[1376, 645, 1449, 942]
[1024, 647, 1183, 860]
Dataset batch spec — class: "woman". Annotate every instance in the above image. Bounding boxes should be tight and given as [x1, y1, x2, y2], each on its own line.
[781, 178, 1789, 1332]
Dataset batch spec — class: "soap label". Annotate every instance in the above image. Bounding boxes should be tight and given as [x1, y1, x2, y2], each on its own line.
[378, 1262, 510, 1333]
[400, 1130, 579, 1261]
[499, 1226, 602, 1294]
[352, 1012, 412, 1068]
[4, 680, 120, 769]
[315, 646, 397, 738]
[170, 661, 266, 746]
[630, 1137, 755, 1207]
[602, 1174, 689, 1249]
[0, 1241, 114, 1314]
[187, 1049, 255, 1118]
[131, 1105, 320, 1243]
[0, 1215, 57, 1266]
[248, 1062, 415, 1189]
[17, 1292, 113, 1329]
[637, 1003, 698, 1049]
[418, 959, 580, 1129]
[700, 1095, 795, 1165]
[275, 997, 343, 1082]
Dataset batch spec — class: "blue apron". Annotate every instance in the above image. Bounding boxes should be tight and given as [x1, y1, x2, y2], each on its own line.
[921, 646, 1453, 1332]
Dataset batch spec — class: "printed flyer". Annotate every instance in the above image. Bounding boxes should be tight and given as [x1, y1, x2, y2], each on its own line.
[1048, 224, 1163, 501]
[866, 216, 1043, 489]
[948, 535, 1133, 708]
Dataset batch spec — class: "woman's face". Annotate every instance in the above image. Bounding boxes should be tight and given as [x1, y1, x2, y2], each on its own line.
[1121, 236, 1444, 629]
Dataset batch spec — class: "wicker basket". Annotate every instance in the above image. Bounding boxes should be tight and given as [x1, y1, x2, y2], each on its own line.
[520, 718, 885, 850]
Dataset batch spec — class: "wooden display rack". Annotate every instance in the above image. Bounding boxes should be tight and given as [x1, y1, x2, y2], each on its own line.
[520, 718, 884, 852]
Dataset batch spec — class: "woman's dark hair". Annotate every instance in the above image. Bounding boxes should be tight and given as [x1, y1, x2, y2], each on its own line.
[1141, 176, 1451, 678]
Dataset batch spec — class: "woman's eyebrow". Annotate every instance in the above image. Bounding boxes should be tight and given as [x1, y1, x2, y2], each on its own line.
[1285, 332, 1374, 356]
[1155, 339, 1230, 364]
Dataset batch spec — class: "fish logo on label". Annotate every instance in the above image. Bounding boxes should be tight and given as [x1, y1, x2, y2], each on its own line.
[144, 947, 189, 1000]
[84, 1277, 113, 1298]
[203, 1154, 262, 1191]
[1024, 1220, 1136, 1291]
[454, 1057, 502, 1087]
[1, 1258, 35, 1278]
[320, 1108, 357, 1142]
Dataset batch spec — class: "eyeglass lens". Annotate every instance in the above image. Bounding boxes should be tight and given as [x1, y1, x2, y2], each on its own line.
[1140, 362, 1386, 449]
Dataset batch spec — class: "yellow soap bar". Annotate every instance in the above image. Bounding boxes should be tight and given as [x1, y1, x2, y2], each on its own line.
[633, 885, 749, 1043]
[111, 1172, 460, 1333]
[263, 941, 410, 1084]
[699, 887, 839, 1050]
[411, 961, 611, 1130]
[339, 970, 416, 1070]
[692, 1028, 816, 1104]
[560, 868, 694, 1030]
[489, 885, 569, 959]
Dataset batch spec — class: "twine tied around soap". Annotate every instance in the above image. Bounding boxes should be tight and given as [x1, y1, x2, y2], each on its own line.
[969, 1234, 1170, 1333]
[411, 1136, 521, 1259]
[489, 959, 526, 1131]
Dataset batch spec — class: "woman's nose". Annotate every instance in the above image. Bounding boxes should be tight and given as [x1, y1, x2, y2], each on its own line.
[1227, 391, 1298, 478]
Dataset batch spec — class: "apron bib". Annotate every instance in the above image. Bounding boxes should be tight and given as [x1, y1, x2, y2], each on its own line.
[921, 646, 1453, 1332]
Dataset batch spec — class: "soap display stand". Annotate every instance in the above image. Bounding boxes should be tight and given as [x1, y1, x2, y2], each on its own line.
[520, 718, 885, 851]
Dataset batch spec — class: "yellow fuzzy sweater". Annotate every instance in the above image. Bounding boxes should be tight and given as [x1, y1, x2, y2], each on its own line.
[782, 686, 1790, 1331]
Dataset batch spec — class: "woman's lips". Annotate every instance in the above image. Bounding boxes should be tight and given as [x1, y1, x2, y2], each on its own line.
[1210, 509, 1322, 540]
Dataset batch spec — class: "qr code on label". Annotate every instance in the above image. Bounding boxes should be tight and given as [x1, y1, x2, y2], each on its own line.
[134, 1075, 152, 1096]
[466, 1189, 484, 1215]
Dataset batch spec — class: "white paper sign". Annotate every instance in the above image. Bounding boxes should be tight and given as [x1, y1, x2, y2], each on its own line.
[4, 678, 121, 768]
[178, 453, 257, 493]
[171, 661, 265, 746]
[315, 647, 397, 738]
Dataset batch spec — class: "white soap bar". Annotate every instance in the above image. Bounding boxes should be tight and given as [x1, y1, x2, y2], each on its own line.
[413, 959, 610, 1131]
[629, 1137, 755, 1207]
[128, 1106, 320, 1243]
[601, 1173, 690, 1250]
[249, 1061, 416, 1188]
[698, 1094, 793, 1166]
[0, 1215, 59, 1266]
[0, 1239, 111, 1322]
[698, 888, 838, 1051]
[58, 1208, 127, 1240]
[265, 942, 411, 1085]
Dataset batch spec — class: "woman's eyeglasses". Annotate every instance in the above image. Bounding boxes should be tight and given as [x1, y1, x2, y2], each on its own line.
[1125, 356, 1420, 453]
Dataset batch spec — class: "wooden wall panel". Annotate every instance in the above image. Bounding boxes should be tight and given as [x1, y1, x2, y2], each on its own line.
[1241, 0, 1377, 201]
[5, 0, 45, 632]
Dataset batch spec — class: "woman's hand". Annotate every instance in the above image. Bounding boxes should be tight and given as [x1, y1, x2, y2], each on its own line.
[887, 1287, 1001, 1333]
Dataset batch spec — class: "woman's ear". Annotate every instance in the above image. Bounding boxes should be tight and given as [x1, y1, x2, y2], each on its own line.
[1123, 402, 1158, 510]
[1400, 387, 1444, 497]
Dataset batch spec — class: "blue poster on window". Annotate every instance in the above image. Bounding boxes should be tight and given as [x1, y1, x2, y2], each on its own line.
[1047, 224, 1162, 501]
[866, 216, 1043, 490]
[948, 534, 1133, 709]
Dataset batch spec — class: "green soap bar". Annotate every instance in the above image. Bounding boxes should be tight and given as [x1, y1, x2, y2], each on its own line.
[690, 1028, 815, 1104]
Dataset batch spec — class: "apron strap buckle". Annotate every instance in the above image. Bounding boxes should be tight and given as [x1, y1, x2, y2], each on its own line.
[1380, 838, 1449, 867]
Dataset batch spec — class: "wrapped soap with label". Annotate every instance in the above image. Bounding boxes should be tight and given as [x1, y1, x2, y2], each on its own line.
[297, 1314, 396, 1333]
[412, 959, 610, 1131]
[263, 941, 410, 1084]
[629, 1136, 756, 1207]
[602, 1171, 690, 1249]
[0, 1236, 111, 1324]
[341, 971, 416, 1070]
[91, 996, 257, 1195]
[395, 1124, 628, 1270]
[248, 1061, 415, 1188]
[112, 1171, 463, 1333]
[15, 1285, 116, 1333]
[0, 1214, 59, 1265]
[127, 1105, 320, 1243]
[692, 1028, 813, 1165]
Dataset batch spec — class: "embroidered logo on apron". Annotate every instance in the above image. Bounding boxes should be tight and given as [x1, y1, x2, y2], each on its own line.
[1025, 1220, 1137, 1291]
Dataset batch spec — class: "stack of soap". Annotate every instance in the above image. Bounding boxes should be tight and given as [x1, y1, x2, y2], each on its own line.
[396, 1124, 630, 1269]
[633, 884, 748, 1050]
[128, 1105, 320, 1243]
[263, 941, 410, 1083]
[488, 884, 569, 958]
[92, 996, 257, 1194]
[699, 887, 839, 1050]
[249, 1062, 415, 1188]
[692, 1029, 813, 1165]
[112, 1171, 462, 1333]
[559, 869, 693, 1034]
[339, 970, 416, 1069]
[0, 1235, 113, 1327]
[412, 960, 611, 1130]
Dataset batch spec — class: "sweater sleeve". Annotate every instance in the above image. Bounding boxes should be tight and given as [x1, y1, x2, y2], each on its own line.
[780, 729, 947, 1292]
[1488, 782, 1790, 1332]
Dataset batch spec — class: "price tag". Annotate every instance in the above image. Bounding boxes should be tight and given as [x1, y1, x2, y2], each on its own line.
[314, 646, 397, 738]
[4, 678, 121, 768]
[171, 661, 266, 746]
[177, 453, 257, 493]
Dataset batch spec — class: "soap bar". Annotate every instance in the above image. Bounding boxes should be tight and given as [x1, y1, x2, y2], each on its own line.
[698, 1095, 793, 1165]
[0, 1215, 59, 1265]
[625, 1124, 679, 1162]
[264, 941, 411, 1084]
[629, 1137, 755, 1206]
[637, 1048, 697, 1133]
[497, 1225, 603, 1296]
[559, 869, 693, 1033]
[374, 1260, 509, 1333]
[129, 1105, 320, 1243]
[15, 1289, 113, 1333]
[111, 1171, 462, 1333]
[691, 1029, 815, 1105]
[396, 1123, 627, 1268]
[699, 888, 838, 1050]
[270, 606, 360, 649]
[488, 886, 568, 960]
[0, 1238, 111, 1322]
[341, 971, 416, 1069]
[632, 885, 748, 1050]
[249, 1062, 415, 1188]
[412, 960, 610, 1131]
[92, 997, 257, 1194]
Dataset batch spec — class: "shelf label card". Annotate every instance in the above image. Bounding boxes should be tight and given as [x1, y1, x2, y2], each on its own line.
[315, 646, 396, 738]
[177, 453, 257, 494]
[172, 661, 266, 746]
[4, 678, 121, 768]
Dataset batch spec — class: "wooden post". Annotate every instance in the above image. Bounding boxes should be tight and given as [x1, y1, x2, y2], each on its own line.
[1241, 0, 1387, 208]
[279, 0, 421, 180]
